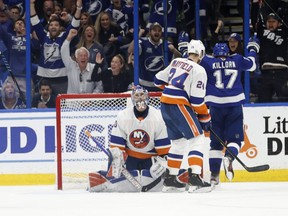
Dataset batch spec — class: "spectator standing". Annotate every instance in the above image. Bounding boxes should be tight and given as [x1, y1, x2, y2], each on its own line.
[0, 18, 36, 99]
[147, 0, 183, 40]
[0, 79, 25, 109]
[39, 0, 55, 29]
[32, 79, 56, 108]
[30, 0, 82, 95]
[128, 22, 181, 91]
[61, 28, 103, 94]
[126, 0, 150, 29]
[9, 4, 21, 18]
[257, 12, 288, 102]
[65, 0, 110, 23]
[94, 11, 124, 66]
[91, 53, 133, 93]
[77, 11, 93, 36]
[105, 0, 133, 35]
[0, 1, 13, 32]
[76, 24, 108, 70]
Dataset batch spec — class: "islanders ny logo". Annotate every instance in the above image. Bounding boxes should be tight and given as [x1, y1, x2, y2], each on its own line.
[129, 129, 150, 149]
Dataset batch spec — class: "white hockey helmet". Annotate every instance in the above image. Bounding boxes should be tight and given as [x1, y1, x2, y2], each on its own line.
[187, 39, 205, 60]
[131, 85, 149, 111]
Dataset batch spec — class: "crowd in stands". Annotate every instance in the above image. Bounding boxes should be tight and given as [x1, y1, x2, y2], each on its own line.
[0, 0, 287, 110]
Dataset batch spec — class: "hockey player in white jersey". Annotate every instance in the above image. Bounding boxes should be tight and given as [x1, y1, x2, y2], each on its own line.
[89, 85, 171, 192]
[154, 40, 211, 193]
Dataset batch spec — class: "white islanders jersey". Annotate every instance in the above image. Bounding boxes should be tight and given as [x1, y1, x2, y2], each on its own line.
[109, 106, 170, 159]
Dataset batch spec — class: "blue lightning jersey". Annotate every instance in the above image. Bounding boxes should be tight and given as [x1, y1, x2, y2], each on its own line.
[139, 37, 173, 89]
[200, 52, 257, 107]
[105, 3, 133, 34]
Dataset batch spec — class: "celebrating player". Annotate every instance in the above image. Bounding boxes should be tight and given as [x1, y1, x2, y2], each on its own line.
[200, 41, 259, 187]
[89, 85, 171, 192]
[154, 40, 211, 193]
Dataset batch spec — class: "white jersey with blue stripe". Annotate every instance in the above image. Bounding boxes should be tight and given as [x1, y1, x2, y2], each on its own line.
[200, 52, 256, 107]
[154, 57, 207, 107]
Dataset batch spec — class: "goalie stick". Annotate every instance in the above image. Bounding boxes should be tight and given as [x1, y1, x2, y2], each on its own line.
[85, 130, 162, 192]
[209, 127, 270, 172]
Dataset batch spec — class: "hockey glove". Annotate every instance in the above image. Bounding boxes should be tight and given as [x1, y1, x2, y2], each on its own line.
[197, 114, 212, 132]
[178, 31, 189, 57]
[247, 35, 260, 53]
[150, 156, 167, 179]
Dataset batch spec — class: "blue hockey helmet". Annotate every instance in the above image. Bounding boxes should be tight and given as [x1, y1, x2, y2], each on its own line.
[131, 85, 149, 111]
[213, 43, 229, 57]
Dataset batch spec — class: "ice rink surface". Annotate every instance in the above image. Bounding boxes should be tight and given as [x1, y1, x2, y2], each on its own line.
[0, 182, 287, 216]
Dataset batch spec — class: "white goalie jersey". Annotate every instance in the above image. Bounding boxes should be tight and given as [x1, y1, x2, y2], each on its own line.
[109, 105, 171, 159]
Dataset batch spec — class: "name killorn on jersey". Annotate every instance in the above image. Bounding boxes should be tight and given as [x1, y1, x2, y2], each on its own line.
[212, 61, 236, 69]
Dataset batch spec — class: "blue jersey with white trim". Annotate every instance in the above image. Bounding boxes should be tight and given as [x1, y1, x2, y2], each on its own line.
[200, 52, 256, 107]
[139, 37, 173, 88]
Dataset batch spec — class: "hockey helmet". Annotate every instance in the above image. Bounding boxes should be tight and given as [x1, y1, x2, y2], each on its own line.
[187, 39, 205, 60]
[131, 85, 149, 111]
[213, 43, 229, 57]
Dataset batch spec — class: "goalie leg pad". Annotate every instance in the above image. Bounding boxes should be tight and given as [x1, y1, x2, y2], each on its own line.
[89, 171, 111, 192]
[141, 169, 164, 192]
[89, 170, 141, 192]
[107, 147, 126, 178]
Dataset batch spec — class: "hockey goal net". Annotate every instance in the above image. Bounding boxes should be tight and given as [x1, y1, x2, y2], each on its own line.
[56, 92, 161, 190]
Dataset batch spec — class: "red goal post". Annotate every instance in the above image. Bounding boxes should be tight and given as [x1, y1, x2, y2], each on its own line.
[56, 92, 161, 190]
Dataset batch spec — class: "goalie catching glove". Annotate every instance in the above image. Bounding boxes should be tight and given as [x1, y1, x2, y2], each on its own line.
[107, 147, 126, 178]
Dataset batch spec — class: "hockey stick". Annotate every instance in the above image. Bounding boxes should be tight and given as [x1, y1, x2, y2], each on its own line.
[0, 51, 26, 104]
[85, 130, 162, 192]
[209, 127, 270, 172]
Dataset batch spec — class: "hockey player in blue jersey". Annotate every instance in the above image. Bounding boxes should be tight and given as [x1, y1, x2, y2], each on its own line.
[200, 41, 259, 187]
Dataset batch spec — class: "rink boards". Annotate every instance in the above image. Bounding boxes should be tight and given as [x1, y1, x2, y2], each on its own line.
[0, 105, 287, 185]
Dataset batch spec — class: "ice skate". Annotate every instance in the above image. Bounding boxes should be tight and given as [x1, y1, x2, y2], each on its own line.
[188, 170, 211, 193]
[210, 172, 220, 190]
[223, 156, 234, 181]
[162, 169, 186, 192]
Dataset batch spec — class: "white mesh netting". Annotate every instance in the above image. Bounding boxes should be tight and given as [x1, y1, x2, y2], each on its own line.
[56, 92, 161, 189]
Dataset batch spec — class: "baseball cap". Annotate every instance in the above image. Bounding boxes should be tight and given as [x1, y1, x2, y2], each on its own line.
[266, 13, 280, 21]
[150, 22, 162, 31]
[228, 33, 241, 42]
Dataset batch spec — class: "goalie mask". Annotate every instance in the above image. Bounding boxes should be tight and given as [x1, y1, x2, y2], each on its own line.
[131, 85, 149, 112]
